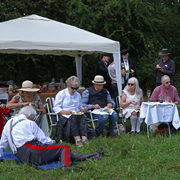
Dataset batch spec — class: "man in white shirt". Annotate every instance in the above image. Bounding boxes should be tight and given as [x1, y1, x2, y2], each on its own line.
[0, 106, 103, 169]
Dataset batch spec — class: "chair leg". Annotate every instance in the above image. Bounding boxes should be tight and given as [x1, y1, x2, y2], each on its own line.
[115, 122, 120, 135]
[168, 122, 171, 138]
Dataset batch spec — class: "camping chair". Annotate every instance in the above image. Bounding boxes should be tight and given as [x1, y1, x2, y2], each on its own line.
[116, 96, 126, 133]
[0, 106, 12, 137]
[45, 97, 59, 137]
[84, 110, 98, 129]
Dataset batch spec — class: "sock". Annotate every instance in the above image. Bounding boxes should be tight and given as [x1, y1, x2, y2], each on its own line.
[130, 115, 138, 132]
[136, 117, 142, 132]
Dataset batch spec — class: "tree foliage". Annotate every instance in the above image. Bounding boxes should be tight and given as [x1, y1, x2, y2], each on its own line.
[0, 0, 180, 90]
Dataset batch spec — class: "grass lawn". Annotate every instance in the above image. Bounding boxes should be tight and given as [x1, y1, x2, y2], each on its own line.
[1, 120, 180, 180]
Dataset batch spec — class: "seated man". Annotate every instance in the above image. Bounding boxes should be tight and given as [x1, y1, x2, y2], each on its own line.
[150, 75, 179, 105]
[0, 106, 103, 169]
[81, 75, 117, 138]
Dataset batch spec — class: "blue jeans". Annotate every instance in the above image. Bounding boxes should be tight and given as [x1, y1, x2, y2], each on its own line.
[92, 111, 117, 134]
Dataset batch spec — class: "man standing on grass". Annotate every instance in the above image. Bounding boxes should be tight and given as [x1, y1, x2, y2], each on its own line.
[0, 106, 103, 169]
[154, 48, 175, 87]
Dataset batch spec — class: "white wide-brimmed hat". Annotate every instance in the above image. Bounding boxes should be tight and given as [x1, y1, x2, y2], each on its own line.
[92, 75, 106, 84]
[18, 80, 39, 92]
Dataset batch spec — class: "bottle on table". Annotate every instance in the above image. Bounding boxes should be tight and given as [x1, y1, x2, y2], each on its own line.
[8, 85, 13, 93]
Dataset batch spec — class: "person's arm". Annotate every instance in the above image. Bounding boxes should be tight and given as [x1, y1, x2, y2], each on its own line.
[121, 62, 125, 77]
[120, 92, 137, 108]
[32, 122, 54, 145]
[6, 98, 32, 109]
[0, 123, 10, 158]
[37, 104, 46, 114]
[106, 91, 115, 108]
[163, 60, 175, 76]
[53, 92, 64, 113]
[97, 60, 108, 73]
[81, 89, 93, 110]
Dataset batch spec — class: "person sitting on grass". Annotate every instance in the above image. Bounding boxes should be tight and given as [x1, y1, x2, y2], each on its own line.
[120, 77, 143, 134]
[0, 106, 103, 169]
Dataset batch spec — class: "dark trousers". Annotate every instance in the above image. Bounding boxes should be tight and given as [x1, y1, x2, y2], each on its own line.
[15, 140, 100, 167]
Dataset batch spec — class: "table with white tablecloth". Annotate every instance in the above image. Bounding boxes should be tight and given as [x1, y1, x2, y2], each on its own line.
[140, 102, 180, 130]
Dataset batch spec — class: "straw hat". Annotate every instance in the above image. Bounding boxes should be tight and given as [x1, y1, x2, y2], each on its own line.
[18, 80, 39, 92]
[92, 75, 106, 84]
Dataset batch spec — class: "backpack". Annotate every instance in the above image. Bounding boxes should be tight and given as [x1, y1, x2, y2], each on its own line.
[87, 125, 99, 140]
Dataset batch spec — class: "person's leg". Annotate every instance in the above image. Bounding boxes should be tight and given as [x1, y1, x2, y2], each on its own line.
[71, 148, 102, 162]
[76, 115, 88, 140]
[15, 140, 72, 167]
[130, 112, 138, 132]
[108, 111, 117, 133]
[92, 114, 108, 135]
[136, 117, 142, 133]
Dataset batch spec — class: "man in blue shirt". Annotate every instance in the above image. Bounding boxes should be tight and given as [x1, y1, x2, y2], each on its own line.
[154, 48, 175, 86]
[81, 75, 117, 138]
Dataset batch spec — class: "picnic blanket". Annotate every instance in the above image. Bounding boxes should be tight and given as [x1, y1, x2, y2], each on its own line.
[0, 150, 61, 170]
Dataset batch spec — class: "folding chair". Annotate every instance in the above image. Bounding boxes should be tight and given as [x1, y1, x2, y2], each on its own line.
[84, 110, 98, 129]
[45, 97, 59, 137]
[116, 96, 126, 133]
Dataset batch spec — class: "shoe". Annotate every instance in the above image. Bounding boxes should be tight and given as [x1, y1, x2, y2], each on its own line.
[129, 131, 135, 134]
[107, 133, 115, 138]
[96, 147, 104, 159]
[82, 139, 89, 145]
[98, 134, 104, 138]
[75, 140, 83, 147]
[136, 131, 140, 134]
[61, 165, 82, 170]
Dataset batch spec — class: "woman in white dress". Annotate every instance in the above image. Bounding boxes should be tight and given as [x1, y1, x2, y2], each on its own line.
[120, 77, 143, 134]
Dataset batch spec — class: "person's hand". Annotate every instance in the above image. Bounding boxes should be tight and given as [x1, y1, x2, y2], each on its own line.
[81, 107, 88, 112]
[92, 104, 101, 109]
[131, 101, 137, 106]
[131, 69, 135, 74]
[107, 103, 113, 108]
[52, 140, 56, 144]
[22, 102, 35, 106]
[65, 110, 72, 115]
[156, 64, 160, 68]
[121, 62, 125, 68]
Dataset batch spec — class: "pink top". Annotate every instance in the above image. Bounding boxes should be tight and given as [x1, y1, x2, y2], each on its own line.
[150, 85, 179, 103]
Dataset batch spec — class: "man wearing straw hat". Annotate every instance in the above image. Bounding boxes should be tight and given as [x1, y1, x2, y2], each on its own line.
[82, 75, 117, 138]
[154, 48, 175, 86]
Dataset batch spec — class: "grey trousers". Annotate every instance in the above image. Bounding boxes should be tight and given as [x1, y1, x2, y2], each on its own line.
[15, 140, 100, 167]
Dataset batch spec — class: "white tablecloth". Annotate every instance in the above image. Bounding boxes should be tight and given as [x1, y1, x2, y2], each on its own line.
[0, 93, 8, 104]
[140, 102, 180, 129]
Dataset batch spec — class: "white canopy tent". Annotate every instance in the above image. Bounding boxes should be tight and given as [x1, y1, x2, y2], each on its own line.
[0, 14, 122, 95]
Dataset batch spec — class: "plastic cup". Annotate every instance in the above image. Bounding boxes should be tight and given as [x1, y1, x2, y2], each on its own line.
[165, 96, 169, 103]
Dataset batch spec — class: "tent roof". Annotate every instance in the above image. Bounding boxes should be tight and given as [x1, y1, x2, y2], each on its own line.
[0, 14, 120, 57]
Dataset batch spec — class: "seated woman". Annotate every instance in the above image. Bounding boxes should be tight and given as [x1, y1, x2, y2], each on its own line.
[6, 80, 50, 137]
[120, 77, 143, 134]
[53, 76, 88, 147]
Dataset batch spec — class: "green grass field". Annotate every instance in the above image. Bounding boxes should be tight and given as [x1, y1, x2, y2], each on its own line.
[1, 119, 180, 180]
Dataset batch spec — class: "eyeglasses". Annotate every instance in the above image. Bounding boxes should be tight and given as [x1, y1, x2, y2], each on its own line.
[165, 81, 171, 84]
[128, 83, 134, 86]
[71, 86, 79, 90]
